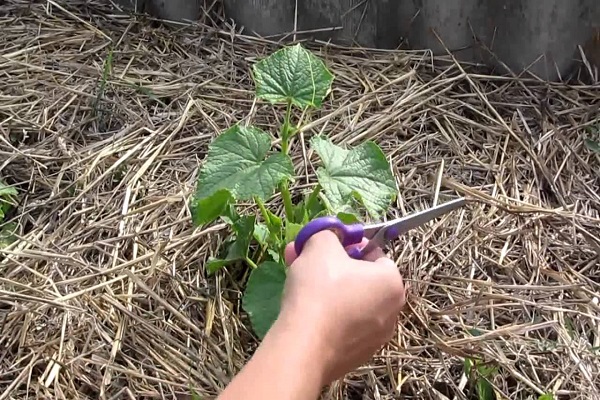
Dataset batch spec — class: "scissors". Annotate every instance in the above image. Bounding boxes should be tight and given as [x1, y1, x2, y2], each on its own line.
[294, 197, 466, 259]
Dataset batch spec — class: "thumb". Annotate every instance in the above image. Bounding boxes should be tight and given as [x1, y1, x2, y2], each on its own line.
[373, 255, 397, 268]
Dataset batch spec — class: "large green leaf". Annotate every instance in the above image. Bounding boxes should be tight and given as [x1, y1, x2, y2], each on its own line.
[242, 261, 287, 339]
[252, 43, 334, 108]
[311, 136, 396, 218]
[192, 124, 294, 225]
[206, 215, 255, 274]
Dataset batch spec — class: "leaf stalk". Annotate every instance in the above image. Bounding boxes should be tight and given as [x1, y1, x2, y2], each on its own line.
[255, 196, 269, 221]
[280, 181, 294, 222]
[280, 100, 293, 154]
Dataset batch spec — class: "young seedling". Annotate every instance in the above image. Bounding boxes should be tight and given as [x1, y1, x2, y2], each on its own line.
[190, 43, 397, 338]
[584, 124, 600, 153]
[464, 356, 498, 400]
[0, 180, 18, 249]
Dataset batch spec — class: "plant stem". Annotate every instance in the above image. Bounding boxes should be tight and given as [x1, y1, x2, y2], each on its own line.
[255, 196, 270, 224]
[305, 184, 321, 217]
[280, 100, 293, 154]
[245, 257, 258, 269]
[280, 181, 294, 222]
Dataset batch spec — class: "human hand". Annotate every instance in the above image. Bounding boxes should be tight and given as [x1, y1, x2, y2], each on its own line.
[217, 229, 406, 400]
[275, 229, 406, 384]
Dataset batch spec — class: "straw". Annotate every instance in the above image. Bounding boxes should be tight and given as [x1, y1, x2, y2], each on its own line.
[1, 1, 599, 399]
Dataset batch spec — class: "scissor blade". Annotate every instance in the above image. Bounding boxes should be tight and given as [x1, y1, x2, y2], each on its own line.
[382, 197, 466, 241]
[355, 197, 466, 257]
[362, 197, 466, 251]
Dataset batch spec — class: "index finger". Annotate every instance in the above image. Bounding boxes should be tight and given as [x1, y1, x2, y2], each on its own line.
[284, 236, 388, 266]
[284, 229, 350, 266]
[284, 241, 298, 266]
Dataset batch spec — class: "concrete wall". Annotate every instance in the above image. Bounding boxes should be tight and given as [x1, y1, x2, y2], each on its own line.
[115, 0, 203, 22]
[116, 0, 600, 81]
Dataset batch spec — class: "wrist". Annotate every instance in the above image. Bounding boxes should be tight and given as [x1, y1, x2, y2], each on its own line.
[266, 310, 332, 386]
[217, 312, 329, 400]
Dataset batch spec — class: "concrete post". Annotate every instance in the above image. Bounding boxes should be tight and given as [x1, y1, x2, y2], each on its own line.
[115, 0, 202, 22]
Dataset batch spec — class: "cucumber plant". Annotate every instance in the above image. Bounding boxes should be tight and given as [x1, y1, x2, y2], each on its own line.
[190, 43, 397, 338]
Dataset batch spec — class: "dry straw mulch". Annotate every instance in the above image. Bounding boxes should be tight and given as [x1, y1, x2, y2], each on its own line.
[1, 1, 600, 399]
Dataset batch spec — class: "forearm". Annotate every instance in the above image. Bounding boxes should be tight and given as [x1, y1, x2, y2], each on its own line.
[217, 317, 327, 400]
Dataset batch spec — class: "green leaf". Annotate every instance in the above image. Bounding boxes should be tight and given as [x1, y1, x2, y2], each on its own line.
[336, 211, 360, 224]
[191, 394, 203, 400]
[264, 207, 283, 234]
[256, 204, 286, 261]
[538, 394, 554, 400]
[469, 328, 484, 337]
[292, 200, 308, 224]
[476, 378, 495, 400]
[0, 181, 17, 198]
[477, 363, 497, 378]
[190, 388, 203, 400]
[220, 204, 240, 226]
[253, 223, 269, 247]
[291, 191, 327, 224]
[252, 43, 334, 108]
[584, 124, 600, 135]
[0, 181, 17, 222]
[267, 249, 281, 263]
[262, 207, 284, 252]
[206, 258, 232, 274]
[228, 215, 256, 258]
[284, 222, 303, 244]
[584, 138, 600, 153]
[464, 357, 497, 400]
[0, 221, 18, 249]
[305, 191, 327, 223]
[206, 215, 256, 274]
[190, 189, 234, 226]
[242, 261, 287, 339]
[311, 136, 396, 218]
[464, 358, 473, 377]
[0, 202, 10, 219]
[194, 124, 294, 203]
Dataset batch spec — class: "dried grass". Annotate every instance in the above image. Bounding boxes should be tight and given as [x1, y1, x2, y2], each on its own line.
[1, 1, 600, 399]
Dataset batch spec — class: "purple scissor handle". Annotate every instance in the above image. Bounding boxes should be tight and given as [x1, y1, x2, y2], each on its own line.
[294, 197, 467, 259]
